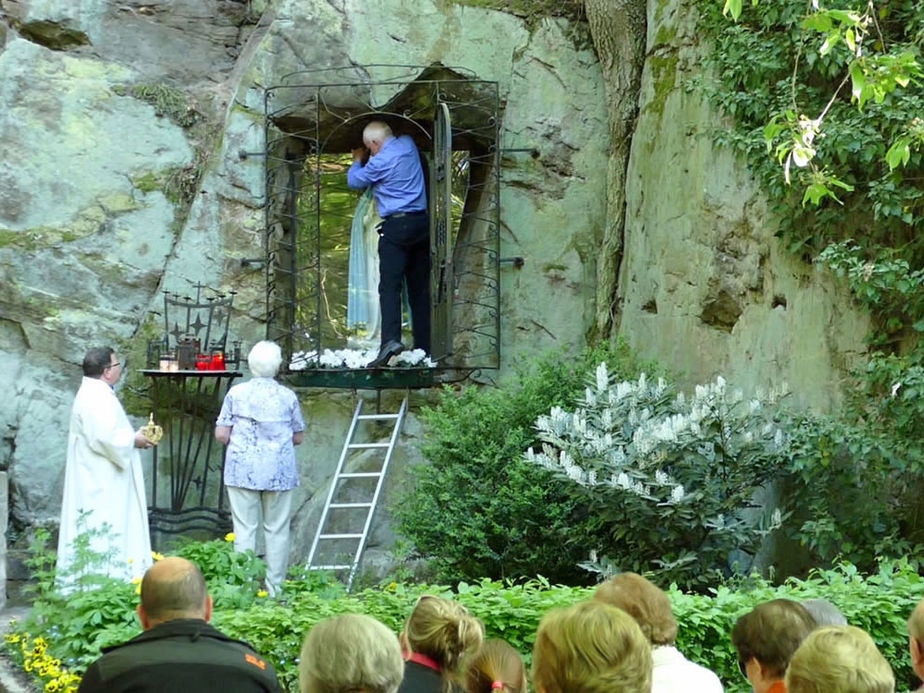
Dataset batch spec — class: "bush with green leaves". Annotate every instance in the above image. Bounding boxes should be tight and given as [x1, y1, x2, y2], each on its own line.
[392, 340, 660, 585]
[702, 1, 924, 261]
[525, 366, 787, 589]
[778, 411, 917, 572]
[8, 552, 924, 693]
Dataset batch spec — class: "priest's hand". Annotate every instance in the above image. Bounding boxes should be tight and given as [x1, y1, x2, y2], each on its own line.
[134, 429, 156, 449]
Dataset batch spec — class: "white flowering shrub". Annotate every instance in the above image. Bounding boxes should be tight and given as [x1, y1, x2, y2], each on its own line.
[525, 364, 787, 587]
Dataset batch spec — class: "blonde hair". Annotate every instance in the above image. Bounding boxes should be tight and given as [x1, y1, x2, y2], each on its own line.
[532, 600, 652, 693]
[593, 572, 678, 646]
[299, 613, 404, 693]
[465, 640, 526, 693]
[405, 595, 485, 684]
[785, 625, 894, 693]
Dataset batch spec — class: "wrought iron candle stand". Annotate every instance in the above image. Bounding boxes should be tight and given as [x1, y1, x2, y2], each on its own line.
[142, 285, 243, 546]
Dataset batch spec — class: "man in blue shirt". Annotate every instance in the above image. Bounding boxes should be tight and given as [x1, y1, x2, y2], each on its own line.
[347, 120, 430, 367]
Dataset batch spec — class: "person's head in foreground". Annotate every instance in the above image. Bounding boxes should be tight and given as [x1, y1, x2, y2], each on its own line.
[298, 613, 404, 693]
[531, 600, 652, 693]
[800, 598, 848, 627]
[593, 572, 677, 646]
[731, 598, 816, 693]
[907, 596, 924, 686]
[137, 557, 211, 630]
[465, 639, 526, 693]
[404, 594, 485, 675]
[785, 625, 894, 693]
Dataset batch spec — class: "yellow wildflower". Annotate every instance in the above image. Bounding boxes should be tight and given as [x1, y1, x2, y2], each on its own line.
[256, 590, 269, 598]
[151, 551, 165, 561]
[224, 532, 236, 542]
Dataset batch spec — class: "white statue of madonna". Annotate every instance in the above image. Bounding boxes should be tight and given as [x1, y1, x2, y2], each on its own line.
[346, 189, 382, 348]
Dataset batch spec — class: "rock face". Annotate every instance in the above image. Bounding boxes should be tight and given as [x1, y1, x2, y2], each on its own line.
[0, 0, 610, 574]
[617, 0, 868, 411]
[0, 0, 869, 577]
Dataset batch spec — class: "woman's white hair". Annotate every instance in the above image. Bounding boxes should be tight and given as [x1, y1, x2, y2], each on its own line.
[299, 613, 404, 693]
[247, 341, 283, 378]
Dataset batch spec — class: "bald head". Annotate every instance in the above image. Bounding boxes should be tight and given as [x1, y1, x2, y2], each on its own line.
[363, 121, 393, 155]
[138, 557, 210, 629]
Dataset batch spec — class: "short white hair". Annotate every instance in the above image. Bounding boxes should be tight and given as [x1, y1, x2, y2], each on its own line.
[299, 614, 403, 693]
[247, 341, 282, 378]
[363, 120, 393, 147]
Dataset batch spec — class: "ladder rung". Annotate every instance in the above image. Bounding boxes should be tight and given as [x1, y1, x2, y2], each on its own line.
[339, 472, 382, 478]
[309, 564, 352, 570]
[319, 533, 363, 539]
[329, 502, 374, 508]
[347, 443, 390, 449]
[358, 413, 401, 420]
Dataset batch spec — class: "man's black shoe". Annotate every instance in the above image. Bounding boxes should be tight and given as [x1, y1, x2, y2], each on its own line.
[368, 340, 404, 368]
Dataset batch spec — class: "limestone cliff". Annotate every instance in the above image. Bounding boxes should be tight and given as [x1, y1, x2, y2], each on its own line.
[0, 0, 866, 569]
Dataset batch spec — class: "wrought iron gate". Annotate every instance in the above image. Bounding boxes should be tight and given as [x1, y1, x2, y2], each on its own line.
[261, 65, 501, 386]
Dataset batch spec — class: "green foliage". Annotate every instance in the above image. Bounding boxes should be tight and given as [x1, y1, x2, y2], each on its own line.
[18, 527, 140, 672]
[702, 1, 924, 264]
[393, 341, 660, 585]
[778, 412, 913, 569]
[706, 4, 924, 554]
[173, 537, 268, 610]
[9, 553, 924, 693]
[820, 241, 924, 348]
[118, 83, 201, 129]
[527, 368, 787, 589]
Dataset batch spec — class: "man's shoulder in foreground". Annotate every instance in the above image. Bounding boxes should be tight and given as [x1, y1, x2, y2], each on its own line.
[79, 619, 281, 693]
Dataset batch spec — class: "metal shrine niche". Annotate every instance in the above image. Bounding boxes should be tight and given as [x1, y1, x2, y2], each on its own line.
[142, 285, 243, 544]
[260, 64, 502, 389]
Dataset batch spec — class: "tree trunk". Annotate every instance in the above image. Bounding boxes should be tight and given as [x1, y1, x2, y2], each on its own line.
[584, 0, 647, 339]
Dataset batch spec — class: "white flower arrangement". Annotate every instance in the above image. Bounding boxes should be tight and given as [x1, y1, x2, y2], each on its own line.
[289, 348, 436, 370]
[525, 363, 789, 579]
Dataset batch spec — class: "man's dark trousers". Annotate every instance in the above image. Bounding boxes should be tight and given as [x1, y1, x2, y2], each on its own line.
[378, 211, 431, 354]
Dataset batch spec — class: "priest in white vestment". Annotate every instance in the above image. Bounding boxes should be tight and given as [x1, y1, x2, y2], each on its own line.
[56, 347, 155, 585]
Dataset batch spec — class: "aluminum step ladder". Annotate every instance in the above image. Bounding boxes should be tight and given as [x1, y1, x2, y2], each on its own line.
[306, 396, 408, 590]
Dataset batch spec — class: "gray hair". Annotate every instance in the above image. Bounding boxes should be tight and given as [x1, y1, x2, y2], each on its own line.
[801, 599, 848, 627]
[363, 120, 393, 147]
[299, 614, 404, 693]
[247, 340, 282, 378]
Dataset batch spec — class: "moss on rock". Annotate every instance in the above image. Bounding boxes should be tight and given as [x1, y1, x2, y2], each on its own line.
[451, 0, 585, 26]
